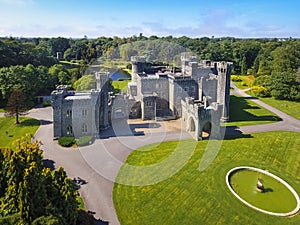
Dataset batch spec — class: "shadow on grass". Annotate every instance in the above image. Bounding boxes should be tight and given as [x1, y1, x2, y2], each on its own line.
[19, 118, 40, 127]
[222, 126, 253, 140]
[229, 95, 282, 123]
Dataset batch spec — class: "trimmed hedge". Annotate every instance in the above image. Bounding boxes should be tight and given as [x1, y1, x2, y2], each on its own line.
[58, 136, 76, 147]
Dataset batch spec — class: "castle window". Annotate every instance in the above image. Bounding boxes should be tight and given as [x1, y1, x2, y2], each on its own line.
[82, 109, 88, 117]
[184, 87, 189, 92]
[82, 124, 88, 133]
[177, 87, 182, 92]
[145, 100, 153, 106]
[67, 125, 73, 135]
[191, 86, 196, 92]
[66, 109, 72, 118]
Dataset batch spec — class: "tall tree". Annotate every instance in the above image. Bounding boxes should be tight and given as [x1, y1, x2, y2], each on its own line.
[6, 86, 28, 124]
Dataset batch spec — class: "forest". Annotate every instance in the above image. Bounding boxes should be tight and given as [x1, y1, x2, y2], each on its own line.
[1, 35, 300, 107]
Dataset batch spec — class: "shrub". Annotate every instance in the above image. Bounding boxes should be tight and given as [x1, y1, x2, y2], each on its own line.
[231, 75, 242, 82]
[32, 215, 60, 225]
[250, 85, 270, 97]
[58, 136, 75, 147]
[0, 214, 21, 225]
[43, 101, 52, 107]
[76, 136, 94, 146]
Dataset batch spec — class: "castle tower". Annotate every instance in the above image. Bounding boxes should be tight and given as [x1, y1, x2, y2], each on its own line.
[217, 62, 233, 122]
[95, 72, 109, 90]
[51, 86, 69, 139]
[131, 56, 146, 82]
[181, 55, 198, 75]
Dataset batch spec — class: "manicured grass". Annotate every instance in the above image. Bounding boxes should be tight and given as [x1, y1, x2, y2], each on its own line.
[0, 108, 5, 113]
[258, 97, 300, 121]
[113, 131, 300, 225]
[230, 169, 297, 213]
[231, 75, 254, 90]
[226, 95, 281, 127]
[112, 80, 130, 93]
[0, 116, 40, 147]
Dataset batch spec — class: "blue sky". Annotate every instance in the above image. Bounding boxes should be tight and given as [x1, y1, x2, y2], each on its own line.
[0, 0, 300, 38]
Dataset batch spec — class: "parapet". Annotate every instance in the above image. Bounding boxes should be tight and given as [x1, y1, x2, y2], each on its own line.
[131, 56, 146, 63]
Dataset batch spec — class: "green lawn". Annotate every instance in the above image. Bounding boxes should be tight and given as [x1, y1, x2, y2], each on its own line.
[112, 80, 130, 93]
[258, 97, 300, 121]
[113, 131, 300, 225]
[231, 75, 254, 90]
[226, 95, 281, 127]
[0, 116, 40, 147]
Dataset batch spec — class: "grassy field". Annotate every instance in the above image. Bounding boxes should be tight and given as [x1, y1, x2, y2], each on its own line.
[258, 98, 300, 121]
[112, 80, 130, 93]
[0, 116, 40, 147]
[231, 75, 254, 90]
[226, 95, 281, 127]
[113, 131, 300, 225]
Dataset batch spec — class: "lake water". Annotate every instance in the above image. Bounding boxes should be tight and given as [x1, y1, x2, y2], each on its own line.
[110, 69, 131, 81]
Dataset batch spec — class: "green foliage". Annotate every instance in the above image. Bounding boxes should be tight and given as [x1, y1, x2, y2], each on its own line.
[58, 136, 76, 147]
[231, 75, 254, 89]
[0, 213, 21, 225]
[6, 86, 29, 124]
[0, 137, 81, 224]
[43, 101, 52, 107]
[269, 72, 299, 101]
[76, 136, 93, 146]
[230, 75, 242, 82]
[31, 215, 60, 225]
[250, 85, 270, 97]
[0, 64, 55, 104]
[76, 210, 97, 225]
[74, 74, 96, 91]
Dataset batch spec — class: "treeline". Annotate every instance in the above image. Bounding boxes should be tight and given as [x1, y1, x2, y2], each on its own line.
[0, 137, 95, 225]
[0, 64, 82, 107]
[1, 35, 300, 102]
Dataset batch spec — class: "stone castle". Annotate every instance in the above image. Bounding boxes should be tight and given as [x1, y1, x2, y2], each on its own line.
[51, 55, 232, 141]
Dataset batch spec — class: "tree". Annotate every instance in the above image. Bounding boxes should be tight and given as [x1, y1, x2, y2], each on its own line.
[0, 137, 84, 225]
[269, 71, 299, 101]
[6, 86, 28, 124]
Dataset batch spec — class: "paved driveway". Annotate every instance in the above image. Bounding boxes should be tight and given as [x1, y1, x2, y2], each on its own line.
[28, 87, 300, 225]
[230, 82, 300, 134]
[29, 107, 192, 225]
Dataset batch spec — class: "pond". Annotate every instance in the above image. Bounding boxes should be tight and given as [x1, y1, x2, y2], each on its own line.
[227, 166, 300, 216]
[110, 69, 131, 81]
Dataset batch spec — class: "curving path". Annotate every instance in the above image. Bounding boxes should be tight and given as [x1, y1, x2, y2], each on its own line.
[28, 107, 191, 225]
[28, 84, 300, 225]
[230, 82, 300, 134]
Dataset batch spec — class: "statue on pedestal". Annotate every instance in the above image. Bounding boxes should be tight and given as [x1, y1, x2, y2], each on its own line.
[256, 178, 264, 192]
